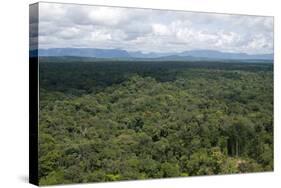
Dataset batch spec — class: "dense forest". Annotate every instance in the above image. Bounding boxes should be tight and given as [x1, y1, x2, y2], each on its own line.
[38, 59, 273, 185]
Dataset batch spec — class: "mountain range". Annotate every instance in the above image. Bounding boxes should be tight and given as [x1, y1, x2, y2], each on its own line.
[30, 48, 273, 61]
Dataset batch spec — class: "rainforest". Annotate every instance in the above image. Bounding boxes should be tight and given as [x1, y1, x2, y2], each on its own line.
[38, 59, 273, 185]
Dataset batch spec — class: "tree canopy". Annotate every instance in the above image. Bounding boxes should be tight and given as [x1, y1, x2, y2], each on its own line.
[38, 59, 273, 185]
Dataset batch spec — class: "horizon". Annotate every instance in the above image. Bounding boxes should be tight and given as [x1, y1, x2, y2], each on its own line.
[33, 47, 274, 56]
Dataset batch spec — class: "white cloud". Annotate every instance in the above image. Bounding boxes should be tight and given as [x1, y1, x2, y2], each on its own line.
[37, 2, 274, 54]
[152, 24, 171, 36]
[57, 27, 81, 39]
[88, 7, 128, 26]
[90, 30, 112, 41]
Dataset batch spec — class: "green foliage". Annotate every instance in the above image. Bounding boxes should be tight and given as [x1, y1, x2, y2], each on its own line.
[38, 60, 273, 185]
[161, 162, 180, 177]
[39, 169, 65, 185]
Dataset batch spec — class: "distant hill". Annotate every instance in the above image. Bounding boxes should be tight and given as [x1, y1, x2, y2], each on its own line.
[32, 48, 130, 58]
[30, 48, 273, 61]
[178, 50, 273, 60]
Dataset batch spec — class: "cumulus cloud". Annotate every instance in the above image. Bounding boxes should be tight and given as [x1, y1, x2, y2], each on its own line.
[37, 2, 274, 54]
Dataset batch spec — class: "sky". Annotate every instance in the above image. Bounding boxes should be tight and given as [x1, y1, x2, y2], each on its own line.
[32, 2, 273, 54]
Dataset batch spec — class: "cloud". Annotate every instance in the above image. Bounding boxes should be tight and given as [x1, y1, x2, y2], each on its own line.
[88, 7, 129, 26]
[37, 2, 273, 54]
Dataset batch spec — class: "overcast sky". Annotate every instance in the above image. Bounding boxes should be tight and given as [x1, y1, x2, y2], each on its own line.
[35, 2, 273, 54]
